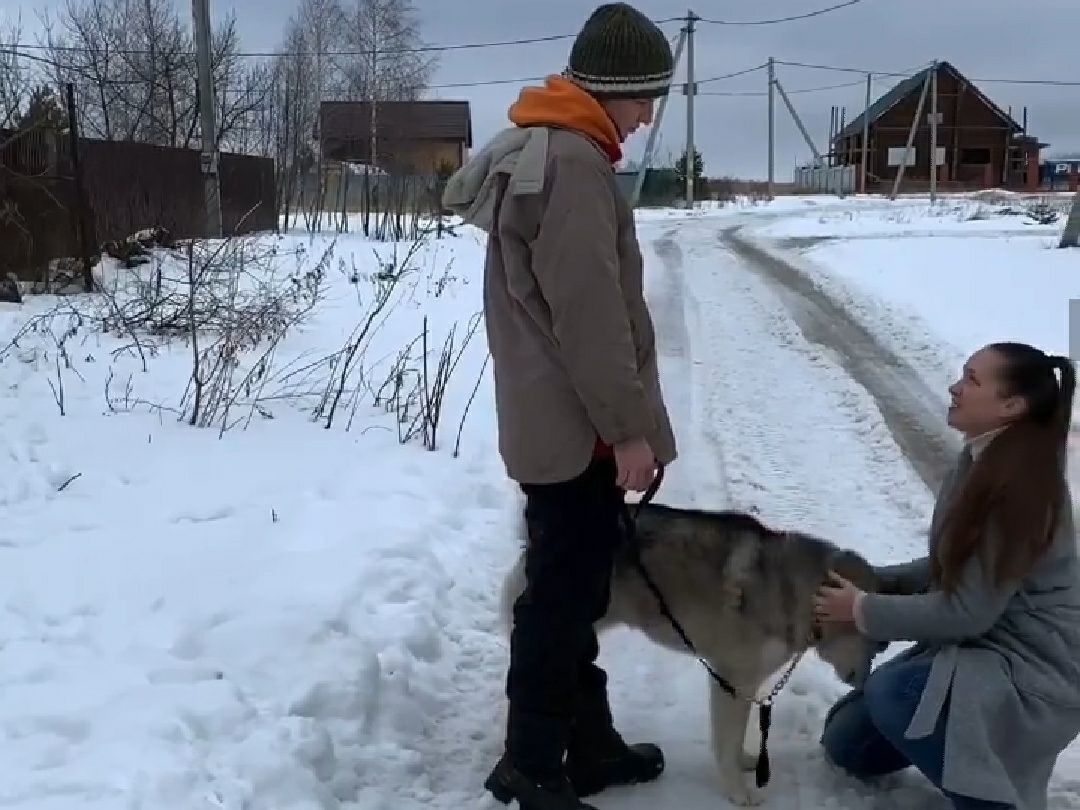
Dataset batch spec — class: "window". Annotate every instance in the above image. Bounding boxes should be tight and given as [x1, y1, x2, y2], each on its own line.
[960, 148, 992, 164]
[887, 147, 916, 167]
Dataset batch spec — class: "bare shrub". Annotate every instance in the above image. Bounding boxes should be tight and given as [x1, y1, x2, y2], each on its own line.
[1025, 201, 1061, 225]
[0, 230, 333, 432]
[0, 302, 88, 415]
[369, 308, 484, 451]
[313, 235, 424, 429]
[418, 311, 482, 451]
[172, 237, 333, 433]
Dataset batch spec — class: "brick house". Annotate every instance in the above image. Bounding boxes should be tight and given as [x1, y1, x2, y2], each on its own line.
[831, 61, 1046, 192]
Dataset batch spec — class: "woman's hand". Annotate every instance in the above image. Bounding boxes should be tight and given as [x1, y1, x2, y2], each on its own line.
[813, 570, 863, 625]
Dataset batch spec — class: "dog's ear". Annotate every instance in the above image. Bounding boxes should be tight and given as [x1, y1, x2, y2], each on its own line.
[831, 549, 879, 593]
[874, 577, 906, 595]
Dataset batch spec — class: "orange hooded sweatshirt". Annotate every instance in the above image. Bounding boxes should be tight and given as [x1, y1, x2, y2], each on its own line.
[507, 75, 623, 165]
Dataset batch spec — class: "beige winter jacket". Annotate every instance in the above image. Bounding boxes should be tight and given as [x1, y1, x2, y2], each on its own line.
[448, 124, 677, 484]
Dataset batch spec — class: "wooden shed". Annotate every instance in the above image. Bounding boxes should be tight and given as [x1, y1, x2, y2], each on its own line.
[319, 100, 472, 175]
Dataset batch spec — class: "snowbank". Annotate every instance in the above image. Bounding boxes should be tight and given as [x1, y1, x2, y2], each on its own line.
[0, 218, 520, 809]
[743, 198, 1080, 403]
[752, 194, 1071, 239]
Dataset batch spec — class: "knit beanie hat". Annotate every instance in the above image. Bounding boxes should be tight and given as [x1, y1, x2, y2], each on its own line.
[566, 3, 675, 99]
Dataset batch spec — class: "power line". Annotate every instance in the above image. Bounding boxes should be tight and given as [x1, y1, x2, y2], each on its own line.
[11, 46, 1075, 96]
[701, 79, 866, 97]
[955, 76, 1080, 87]
[774, 59, 1080, 86]
[1, 34, 577, 59]
[426, 75, 544, 90]
[698, 61, 936, 99]
[697, 63, 768, 84]
[0, 2, 876, 61]
[432, 63, 763, 92]
[775, 60, 928, 78]
[0, 18, 686, 60]
[698, 0, 865, 25]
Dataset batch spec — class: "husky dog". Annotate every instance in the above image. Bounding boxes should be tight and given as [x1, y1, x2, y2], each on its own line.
[499, 501, 887, 806]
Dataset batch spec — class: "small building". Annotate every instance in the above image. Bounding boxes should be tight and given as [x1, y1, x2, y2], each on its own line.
[1041, 157, 1080, 190]
[318, 100, 472, 176]
[831, 61, 1045, 192]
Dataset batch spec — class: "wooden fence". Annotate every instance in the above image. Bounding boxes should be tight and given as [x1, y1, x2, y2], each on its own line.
[0, 126, 277, 282]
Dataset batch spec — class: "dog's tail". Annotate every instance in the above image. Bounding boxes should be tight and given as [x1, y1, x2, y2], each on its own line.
[496, 504, 529, 639]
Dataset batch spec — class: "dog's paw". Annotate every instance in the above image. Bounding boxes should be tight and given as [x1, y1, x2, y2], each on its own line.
[718, 773, 764, 806]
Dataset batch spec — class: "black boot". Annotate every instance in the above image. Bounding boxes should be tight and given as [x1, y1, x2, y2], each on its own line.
[564, 685, 664, 797]
[484, 756, 598, 810]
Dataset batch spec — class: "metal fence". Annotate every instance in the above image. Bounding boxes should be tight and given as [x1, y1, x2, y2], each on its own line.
[793, 164, 857, 195]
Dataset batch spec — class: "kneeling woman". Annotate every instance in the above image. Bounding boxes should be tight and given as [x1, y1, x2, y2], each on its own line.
[814, 341, 1080, 810]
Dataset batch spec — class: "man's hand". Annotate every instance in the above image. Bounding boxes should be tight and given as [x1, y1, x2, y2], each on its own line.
[613, 437, 656, 492]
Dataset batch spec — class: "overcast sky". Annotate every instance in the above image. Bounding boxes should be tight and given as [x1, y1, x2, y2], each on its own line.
[8, 0, 1079, 178]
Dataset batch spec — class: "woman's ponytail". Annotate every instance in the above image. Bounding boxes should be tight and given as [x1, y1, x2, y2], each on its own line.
[1051, 355, 1076, 441]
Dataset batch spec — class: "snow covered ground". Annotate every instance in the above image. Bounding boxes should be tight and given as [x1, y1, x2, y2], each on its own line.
[741, 192, 1080, 430]
[2, 193, 1079, 810]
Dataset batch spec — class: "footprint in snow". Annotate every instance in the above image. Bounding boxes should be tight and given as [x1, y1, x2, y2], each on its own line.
[472, 482, 505, 511]
[170, 505, 236, 523]
[7, 714, 92, 743]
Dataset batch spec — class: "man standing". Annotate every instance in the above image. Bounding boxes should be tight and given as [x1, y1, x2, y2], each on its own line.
[443, 4, 678, 808]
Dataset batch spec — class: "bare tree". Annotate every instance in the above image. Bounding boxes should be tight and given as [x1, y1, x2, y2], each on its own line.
[268, 0, 437, 221]
[0, 18, 31, 129]
[339, 0, 435, 103]
[36, 0, 271, 151]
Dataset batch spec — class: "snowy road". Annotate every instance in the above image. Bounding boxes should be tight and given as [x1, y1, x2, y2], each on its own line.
[553, 214, 947, 810]
[430, 211, 949, 810]
[720, 226, 959, 493]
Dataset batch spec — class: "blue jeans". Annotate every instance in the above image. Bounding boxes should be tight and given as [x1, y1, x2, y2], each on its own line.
[820, 657, 1013, 810]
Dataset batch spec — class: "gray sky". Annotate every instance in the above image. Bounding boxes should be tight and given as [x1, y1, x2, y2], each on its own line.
[8, 0, 1079, 178]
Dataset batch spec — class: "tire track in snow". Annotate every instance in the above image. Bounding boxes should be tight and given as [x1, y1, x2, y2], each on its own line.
[643, 229, 732, 510]
[721, 226, 959, 494]
[595, 218, 945, 808]
[666, 220, 934, 565]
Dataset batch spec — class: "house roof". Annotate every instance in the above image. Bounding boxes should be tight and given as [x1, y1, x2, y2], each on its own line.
[319, 100, 472, 147]
[834, 61, 1022, 142]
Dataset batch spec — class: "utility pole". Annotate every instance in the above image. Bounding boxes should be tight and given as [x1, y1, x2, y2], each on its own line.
[860, 73, 871, 194]
[313, 26, 325, 232]
[767, 57, 775, 199]
[144, 0, 160, 143]
[828, 106, 836, 164]
[65, 84, 94, 291]
[684, 9, 698, 206]
[631, 28, 686, 207]
[370, 3, 379, 178]
[929, 60, 938, 204]
[192, 0, 222, 237]
[1060, 191, 1080, 248]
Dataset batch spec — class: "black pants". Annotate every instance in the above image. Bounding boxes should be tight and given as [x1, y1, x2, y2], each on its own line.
[505, 457, 626, 779]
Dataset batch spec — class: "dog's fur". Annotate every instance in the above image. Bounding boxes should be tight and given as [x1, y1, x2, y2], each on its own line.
[499, 501, 886, 806]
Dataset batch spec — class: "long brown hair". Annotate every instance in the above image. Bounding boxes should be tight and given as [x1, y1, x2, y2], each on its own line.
[932, 343, 1076, 593]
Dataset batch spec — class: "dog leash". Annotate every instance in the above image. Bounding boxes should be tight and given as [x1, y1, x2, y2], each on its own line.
[624, 463, 800, 789]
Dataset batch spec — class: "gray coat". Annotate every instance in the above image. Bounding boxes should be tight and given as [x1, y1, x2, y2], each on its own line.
[860, 442, 1080, 809]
